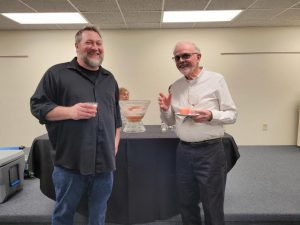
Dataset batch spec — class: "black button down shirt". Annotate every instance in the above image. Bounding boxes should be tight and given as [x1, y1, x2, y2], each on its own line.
[30, 58, 122, 175]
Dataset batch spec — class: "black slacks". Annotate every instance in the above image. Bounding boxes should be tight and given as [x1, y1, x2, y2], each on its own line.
[176, 138, 226, 225]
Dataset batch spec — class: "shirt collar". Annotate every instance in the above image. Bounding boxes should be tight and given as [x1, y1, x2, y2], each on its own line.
[68, 57, 110, 76]
[185, 67, 204, 84]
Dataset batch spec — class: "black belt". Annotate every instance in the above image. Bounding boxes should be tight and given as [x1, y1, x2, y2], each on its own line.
[180, 137, 222, 146]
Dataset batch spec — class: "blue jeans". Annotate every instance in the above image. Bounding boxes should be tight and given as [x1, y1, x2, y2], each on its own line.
[52, 166, 113, 225]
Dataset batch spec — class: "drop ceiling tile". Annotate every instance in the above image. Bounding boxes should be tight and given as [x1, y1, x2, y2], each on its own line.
[229, 18, 300, 27]
[0, 14, 23, 29]
[97, 23, 127, 29]
[118, 0, 162, 11]
[161, 22, 196, 28]
[237, 9, 283, 21]
[0, 0, 300, 30]
[22, 0, 75, 12]
[284, 20, 300, 26]
[292, 2, 300, 8]
[127, 23, 160, 29]
[194, 21, 233, 28]
[9, 24, 62, 30]
[124, 11, 161, 23]
[275, 8, 300, 20]
[83, 12, 124, 24]
[0, 0, 33, 12]
[164, 0, 208, 11]
[250, 0, 300, 9]
[206, 0, 255, 10]
[269, 18, 300, 26]
[0, 24, 22, 30]
[69, 0, 119, 12]
[56, 24, 93, 30]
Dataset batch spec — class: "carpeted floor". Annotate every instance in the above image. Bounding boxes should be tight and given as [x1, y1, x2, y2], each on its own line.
[1, 146, 300, 225]
[224, 146, 300, 223]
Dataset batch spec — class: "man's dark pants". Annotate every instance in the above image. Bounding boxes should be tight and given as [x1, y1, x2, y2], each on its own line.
[176, 138, 226, 225]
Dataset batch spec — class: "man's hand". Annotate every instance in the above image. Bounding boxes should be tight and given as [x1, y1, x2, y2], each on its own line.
[69, 103, 97, 120]
[46, 103, 97, 121]
[158, 93, 172, 112]
[192, 109, 212, 123]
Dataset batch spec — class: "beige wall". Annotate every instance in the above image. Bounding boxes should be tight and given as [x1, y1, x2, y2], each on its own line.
[0, 27, 300, 147]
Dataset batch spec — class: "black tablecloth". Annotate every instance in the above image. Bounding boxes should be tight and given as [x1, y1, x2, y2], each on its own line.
[29, 125, 239, 224]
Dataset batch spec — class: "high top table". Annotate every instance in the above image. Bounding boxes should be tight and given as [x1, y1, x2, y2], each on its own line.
[29, 125, 239, 224]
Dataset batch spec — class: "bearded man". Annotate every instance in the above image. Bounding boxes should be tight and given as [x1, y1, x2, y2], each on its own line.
[158, 41, 237, 225]
[30, 26, 122, 225]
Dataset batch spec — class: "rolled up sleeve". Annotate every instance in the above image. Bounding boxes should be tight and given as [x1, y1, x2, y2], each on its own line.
[30, 71, 57, 124]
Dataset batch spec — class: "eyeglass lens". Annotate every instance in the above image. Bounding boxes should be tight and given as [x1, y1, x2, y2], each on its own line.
[174, 53, 196, 62]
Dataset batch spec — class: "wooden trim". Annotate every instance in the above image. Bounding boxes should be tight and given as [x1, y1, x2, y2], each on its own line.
[0, 55, 28, 58]
[221, 51, 300, 55]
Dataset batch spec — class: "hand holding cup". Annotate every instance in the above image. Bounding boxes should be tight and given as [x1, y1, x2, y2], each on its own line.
[70, 102, 98, 120]
[87, 102, 98, 117]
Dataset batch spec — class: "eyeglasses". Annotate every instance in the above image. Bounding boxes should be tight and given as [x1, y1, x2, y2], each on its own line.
[172, 53, 199, 62]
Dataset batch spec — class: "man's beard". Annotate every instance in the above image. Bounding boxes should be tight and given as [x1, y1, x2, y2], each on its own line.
[81, 54, 103, 69]
[178, 62, 194, 77]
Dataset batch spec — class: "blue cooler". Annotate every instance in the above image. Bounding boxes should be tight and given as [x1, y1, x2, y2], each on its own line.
[0, 148, 25, 203]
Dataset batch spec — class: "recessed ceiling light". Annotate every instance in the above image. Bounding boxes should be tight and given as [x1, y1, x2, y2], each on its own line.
[1, 12, 88, 24]
[163, 10, 242, 23]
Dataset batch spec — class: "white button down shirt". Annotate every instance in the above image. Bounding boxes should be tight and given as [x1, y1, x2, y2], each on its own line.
[161, 68, 237, 142]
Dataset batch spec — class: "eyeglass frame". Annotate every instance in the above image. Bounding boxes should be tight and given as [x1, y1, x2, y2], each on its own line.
[172, 52, 200, 62]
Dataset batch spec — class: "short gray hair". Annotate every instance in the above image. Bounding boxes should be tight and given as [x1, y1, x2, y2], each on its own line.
[173, 41, 201, 54]
[75, 26, 102, 44]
